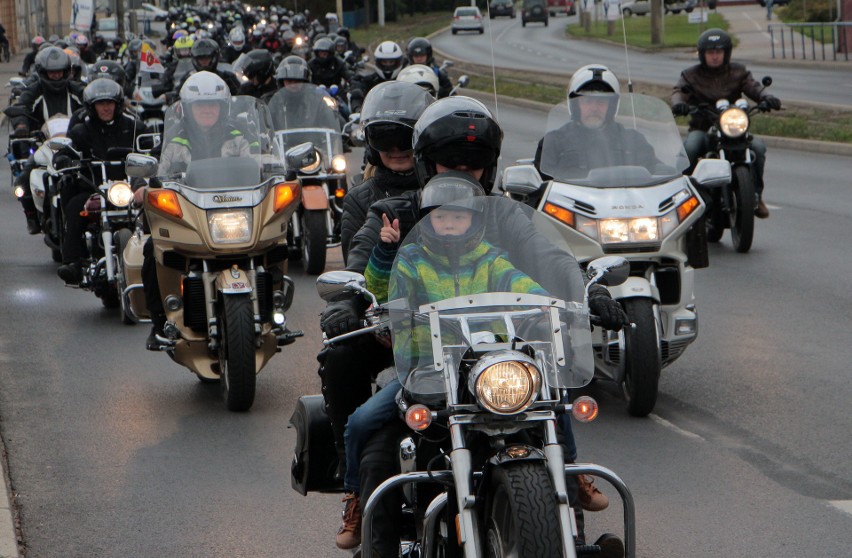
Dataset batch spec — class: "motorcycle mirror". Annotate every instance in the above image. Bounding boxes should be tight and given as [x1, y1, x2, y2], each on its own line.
[586, 256, 630, 288]
[285, 142, 319, 173]
[691, 159, 731, 189]
[348, 112, 360, 123]
[762, 76, 772, 87]
[10, 77, 25, 87]
[125, 153, 159, 178]
[441, 60, 454, 70]
[457, 75, 469, 88]
[47, 137, 74, 151]
[316, 270, 368, 302]
[501, 164, 543, 197]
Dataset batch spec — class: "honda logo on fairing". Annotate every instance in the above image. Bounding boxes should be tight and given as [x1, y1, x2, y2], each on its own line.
[612, 205, 644, 209]
[213, 195, 243, 203]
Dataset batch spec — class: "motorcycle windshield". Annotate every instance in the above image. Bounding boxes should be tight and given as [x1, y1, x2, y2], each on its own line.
[268, 86, 343, 163]
[386, 196, 594, 400]
[158, 95, 279, 187]
[539, 93, 689, 187]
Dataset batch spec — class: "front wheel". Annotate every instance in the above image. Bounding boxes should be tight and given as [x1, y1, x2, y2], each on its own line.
[484, 462, 564, 557]
[114, 229, 134, 324]
[730, 165, 755, 253]
[621, 299, 661, 417]
[218, 294, 257, 412]
[301, 210, 328, 275]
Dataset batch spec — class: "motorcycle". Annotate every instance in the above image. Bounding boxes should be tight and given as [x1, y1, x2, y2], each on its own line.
[682, 77, 776, 253]
[122, 96, 302, 411]
[500, 93, 731, 417]
[269, 85, 348, 275]
[292, 196, 637, 557]
[130, 76, 167, 134]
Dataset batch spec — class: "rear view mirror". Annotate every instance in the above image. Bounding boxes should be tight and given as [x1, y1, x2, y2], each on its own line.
[501, 164, 544, 197]
[691, 159, 731, 189]
[457, 75, 470, 88]
[125, 153, 159, 178]
[316, 270, 368, 302]
[47, 137, 74, 151]
[586, 256, 630, 288]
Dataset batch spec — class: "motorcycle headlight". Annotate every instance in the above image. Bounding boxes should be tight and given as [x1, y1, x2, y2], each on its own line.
[301, 150, 322, 174]
[599, 217, 659, 244]
[469, 351, 541, 415]
[331, 155, 346, 173]
[107, 181, 133, 207]
[208, 208, 252, 244]
[720, 107, 749, 138]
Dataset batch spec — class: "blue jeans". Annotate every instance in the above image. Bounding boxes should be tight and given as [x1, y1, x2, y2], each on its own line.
[343, 378, 401, 492]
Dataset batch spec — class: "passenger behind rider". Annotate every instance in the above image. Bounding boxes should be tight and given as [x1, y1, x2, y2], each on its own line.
[534, 64, 663, 178]
[671, 28, 781, 219]
[138, 72, 256, 350]
[54, 78, 148, 284]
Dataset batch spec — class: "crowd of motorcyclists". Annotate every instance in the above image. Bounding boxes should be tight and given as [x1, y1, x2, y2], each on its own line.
[3, 0, 781, 552]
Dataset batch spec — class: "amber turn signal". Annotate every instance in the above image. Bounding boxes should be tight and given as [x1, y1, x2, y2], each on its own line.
[148, 189, 182, 219]
[676, 196, 700, 222]
[572, 396, 599, 423]
[544, 202, 575, 227]
[405, 404, 432, 431]
[273, 183, 297, 213]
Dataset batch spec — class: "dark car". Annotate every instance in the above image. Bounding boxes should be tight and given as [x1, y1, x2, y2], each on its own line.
[489, 0, 517, 18]
[522, 0, 549, 26]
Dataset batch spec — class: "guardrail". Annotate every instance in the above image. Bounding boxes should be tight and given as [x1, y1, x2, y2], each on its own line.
[768, 22, 852, 61]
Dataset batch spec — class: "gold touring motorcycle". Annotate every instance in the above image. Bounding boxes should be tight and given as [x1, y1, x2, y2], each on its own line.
[123, 96, 302, 411]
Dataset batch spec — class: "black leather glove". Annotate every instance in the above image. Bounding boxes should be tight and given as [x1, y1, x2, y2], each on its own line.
[588, 287, 629, 331]
[52, 154, 73, 170]
[320, 296, 370, 338]
[671, 102, 690, 117]
[762, 95, 781, 110]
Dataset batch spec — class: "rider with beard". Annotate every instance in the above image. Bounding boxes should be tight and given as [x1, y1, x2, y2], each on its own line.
[349, 40, 404, 113]
[235, 49, 277, 99]
[141, 71, 254, 349]
[307, 37, 351, 89]
[10, 46, 84, 235]
[534, 64, 661, 177]
[54, 79, 147, 284]
[671, 29, 780, 219]
[404, 37, 452, 98]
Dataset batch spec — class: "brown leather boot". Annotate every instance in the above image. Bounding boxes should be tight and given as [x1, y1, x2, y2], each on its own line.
[577, 474, 609, 512]
[755, 199, 770, 219]
[336, 492, 362, 549]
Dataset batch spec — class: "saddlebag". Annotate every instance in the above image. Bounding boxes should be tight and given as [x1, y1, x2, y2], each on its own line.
[289, 395, 343, 495]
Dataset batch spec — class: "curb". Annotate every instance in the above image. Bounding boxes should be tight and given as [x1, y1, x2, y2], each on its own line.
[0, 448, 19, 558]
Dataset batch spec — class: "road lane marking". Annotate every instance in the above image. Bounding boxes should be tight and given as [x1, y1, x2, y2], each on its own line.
[650, 414, 706, 441]
[829, 500, 852, 517]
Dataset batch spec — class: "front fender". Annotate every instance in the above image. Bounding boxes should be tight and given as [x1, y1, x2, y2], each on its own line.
[214, 266, 253, 294]
[301, 185, 329, 210]
[606, 276, 660, 303]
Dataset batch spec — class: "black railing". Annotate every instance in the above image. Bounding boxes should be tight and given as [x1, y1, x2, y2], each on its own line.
[769, 22, 852, 61]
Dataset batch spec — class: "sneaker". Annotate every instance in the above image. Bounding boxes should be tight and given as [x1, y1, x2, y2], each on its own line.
[26, 215, 41, 235]
[336, 492, 362, 550]
[577, 474, 609, 512]
[755, 199, 770, 219]
[57, 262, 82, 284]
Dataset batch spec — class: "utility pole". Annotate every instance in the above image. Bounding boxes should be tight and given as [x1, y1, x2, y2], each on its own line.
[651, 0, 663, 45]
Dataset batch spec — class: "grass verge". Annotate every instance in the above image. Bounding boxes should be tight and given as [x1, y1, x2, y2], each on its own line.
[567, 13, 729, 48]
[349, 11, 453, 53]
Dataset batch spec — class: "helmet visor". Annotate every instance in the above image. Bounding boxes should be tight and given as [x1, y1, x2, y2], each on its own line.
[365, 123, 413, 152]
[425, 142, 497, 171]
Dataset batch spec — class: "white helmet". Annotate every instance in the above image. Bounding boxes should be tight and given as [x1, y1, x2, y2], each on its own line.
[567, 64, 620, 122]
[229, 28, 245, 48]
[373, 40, 404, 80]
[396, 64, 439, 97]
[180, 71, 230, 104]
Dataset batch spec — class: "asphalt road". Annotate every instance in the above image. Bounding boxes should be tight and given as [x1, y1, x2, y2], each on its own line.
[1, 99, 852, 556]
[431, 12, 852, 108]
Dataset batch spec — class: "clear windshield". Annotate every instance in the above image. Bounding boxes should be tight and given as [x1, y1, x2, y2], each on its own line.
[158, 95, 281, 187]
[386, 196, 593, 400]
[268, 86, 343, 166]
[539, 93, 689, 187]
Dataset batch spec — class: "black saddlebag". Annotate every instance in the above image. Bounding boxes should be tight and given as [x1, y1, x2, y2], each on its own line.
[289, 395, 344, 495]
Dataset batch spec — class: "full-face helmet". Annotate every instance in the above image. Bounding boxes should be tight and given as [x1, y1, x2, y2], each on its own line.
[360, 80, 435, 168]
[374, 41, 404, 80]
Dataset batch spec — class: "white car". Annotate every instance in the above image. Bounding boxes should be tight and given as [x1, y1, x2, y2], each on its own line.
[451, 6, 485, 35]
[134, 3, 169, 22]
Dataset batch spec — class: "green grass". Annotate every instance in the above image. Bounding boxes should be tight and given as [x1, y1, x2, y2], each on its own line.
[567, 13, 729, 48]
[466, 74, 566, 105]
[349, 11, 453, 52]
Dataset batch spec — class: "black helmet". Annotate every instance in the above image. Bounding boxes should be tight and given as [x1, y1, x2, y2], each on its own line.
[191, 38, 221, 71]
[337, 26, 350, 39]
[127, 38, 143, 57]
[418, 171, 486, 260]
[697, 28, 732, 67]
[35, 46, 71, 94]
[333, 36, 348, 53]
[406, 37, 433, 64]
[412, 96, 503, 193]
[238, 49, 274, 82]
[275, 55, 311, 83]
[360, 81, 435, 167]
[89, 60, 128, 90]
[312, 37, 335, 66]
[83, 78, 124, 123]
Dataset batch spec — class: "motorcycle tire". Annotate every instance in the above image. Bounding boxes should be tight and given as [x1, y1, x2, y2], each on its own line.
[621, 299, 662, 417]
[705, 190, 725, 243]
[301, 210, 327, 276]
[114, 229, 134, 325]
[730, 165, 755, 253]
[484, 462, 563, 557]
[218, 294, 257, 412]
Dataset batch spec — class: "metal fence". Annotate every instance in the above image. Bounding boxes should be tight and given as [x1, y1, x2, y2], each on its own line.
[768, 22, 852, 61]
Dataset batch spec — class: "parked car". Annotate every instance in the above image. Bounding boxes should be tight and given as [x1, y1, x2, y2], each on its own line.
[134, 3, 168, 22]
[621, 0, 696, 16]
[548, 0, 577, 16]
[522, 0, 549, 26]
[452, 6, 485, 34]
[489, 0, 517, 18]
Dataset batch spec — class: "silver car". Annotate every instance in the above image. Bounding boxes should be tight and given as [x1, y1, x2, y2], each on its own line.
[452, 6, 485, 34]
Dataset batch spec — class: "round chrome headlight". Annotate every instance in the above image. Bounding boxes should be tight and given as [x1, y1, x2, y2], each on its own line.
[719, 107, 749, 138]
[107, 181, 133, 207]
[469, 351, 541, 415]
[300, 149, 322, 174]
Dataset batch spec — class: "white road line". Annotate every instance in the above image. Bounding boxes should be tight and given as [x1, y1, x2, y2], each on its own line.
[828, 500, 852, 517]
[649, 414, 706, 441]
[743, 12, 763, 32]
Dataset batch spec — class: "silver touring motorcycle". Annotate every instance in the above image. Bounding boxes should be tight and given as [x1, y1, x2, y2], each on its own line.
[299, 196, 637, 557]
[501, 94, 731, 417]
